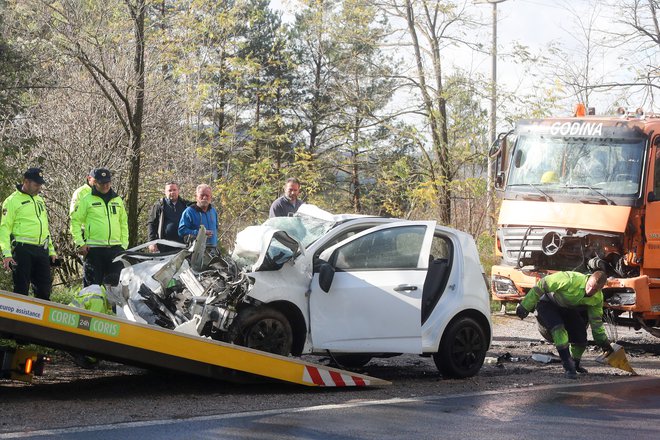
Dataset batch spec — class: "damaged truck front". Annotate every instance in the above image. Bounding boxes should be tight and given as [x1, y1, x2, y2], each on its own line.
[490, 112, 660, 337]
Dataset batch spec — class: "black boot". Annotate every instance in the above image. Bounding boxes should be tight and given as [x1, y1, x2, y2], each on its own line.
[557, 347, 577, 379]
[574, 359, 588, 374]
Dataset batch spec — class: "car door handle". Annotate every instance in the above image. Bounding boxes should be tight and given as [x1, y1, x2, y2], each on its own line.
[393, 284, 418, 292]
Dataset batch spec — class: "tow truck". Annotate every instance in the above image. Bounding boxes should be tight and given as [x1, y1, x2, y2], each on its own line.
[0, 289, 386, 387]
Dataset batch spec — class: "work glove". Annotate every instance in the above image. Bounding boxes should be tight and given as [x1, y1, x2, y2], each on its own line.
[599, 342, 614, 356]
[515, 303, 529, 320]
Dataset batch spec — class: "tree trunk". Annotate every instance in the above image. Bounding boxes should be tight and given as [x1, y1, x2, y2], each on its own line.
[126, 0, 146, 246]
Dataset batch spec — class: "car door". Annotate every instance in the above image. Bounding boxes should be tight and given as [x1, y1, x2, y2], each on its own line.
[309, 221, 436, 354]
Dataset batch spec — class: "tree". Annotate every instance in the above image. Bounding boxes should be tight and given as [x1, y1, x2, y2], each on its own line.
[579, 0, 660, 107]
[381, 0, 480, 225]
[9, 0, 147, 245]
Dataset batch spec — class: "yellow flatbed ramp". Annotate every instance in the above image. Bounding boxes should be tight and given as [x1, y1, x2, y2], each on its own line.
[0, 290, 388, 387]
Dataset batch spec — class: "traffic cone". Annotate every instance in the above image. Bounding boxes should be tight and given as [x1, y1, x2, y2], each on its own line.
[596, 343, 637, 375]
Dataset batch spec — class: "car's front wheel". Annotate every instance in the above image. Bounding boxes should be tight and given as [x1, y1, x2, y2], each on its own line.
[230, 306, 293, 356]
[330, 354, 373, 369]
[433, 316, 487, 378]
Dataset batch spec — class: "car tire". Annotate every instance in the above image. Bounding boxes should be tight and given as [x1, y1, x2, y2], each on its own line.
[231, 306, 293, 356]
[330, 354, 373, 369]
[433, 317, 487, 378]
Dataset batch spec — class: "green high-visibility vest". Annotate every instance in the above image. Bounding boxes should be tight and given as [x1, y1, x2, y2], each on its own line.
[521, 271, 608, 344]
[0, 188, 55, 258]
[69, 183, 92, 214]
[70, 192, 129, 249]
[69, 285, 114, 315]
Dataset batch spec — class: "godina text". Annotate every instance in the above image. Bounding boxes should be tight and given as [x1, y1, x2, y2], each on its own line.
[550, 122, 603, 137]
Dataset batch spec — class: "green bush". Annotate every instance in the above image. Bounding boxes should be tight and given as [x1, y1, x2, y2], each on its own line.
[50, 283, 80, 305]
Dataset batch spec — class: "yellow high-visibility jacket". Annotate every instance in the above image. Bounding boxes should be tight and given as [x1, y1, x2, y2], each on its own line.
[70, 189, 128, 249]
[0, 187, 55, 258]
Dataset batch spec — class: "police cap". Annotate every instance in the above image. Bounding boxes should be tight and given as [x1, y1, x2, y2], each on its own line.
[93, 168, 112, 183]
[24, 167, 45, 185]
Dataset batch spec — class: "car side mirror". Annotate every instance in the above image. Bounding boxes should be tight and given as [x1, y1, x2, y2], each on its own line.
[318, 262, 335, 293]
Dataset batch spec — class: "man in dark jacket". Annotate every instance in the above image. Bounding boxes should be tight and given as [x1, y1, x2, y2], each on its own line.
[269, 177, 304, 217]
[147, 182, 190, 253]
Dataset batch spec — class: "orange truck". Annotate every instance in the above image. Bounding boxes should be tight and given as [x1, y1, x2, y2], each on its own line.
[490, 108, 660, 338]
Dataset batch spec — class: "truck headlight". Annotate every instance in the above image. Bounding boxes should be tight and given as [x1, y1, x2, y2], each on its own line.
[492, 275, 519, 296]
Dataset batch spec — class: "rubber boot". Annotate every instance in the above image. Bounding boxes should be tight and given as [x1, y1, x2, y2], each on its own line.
[557, 347, 577, 379]
[574, 359, 588, 374]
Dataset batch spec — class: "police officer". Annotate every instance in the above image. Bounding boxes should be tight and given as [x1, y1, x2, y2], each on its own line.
[0, 168, 57, 299]
[70, 168, 128, 287]
[69, 169, 95, 214]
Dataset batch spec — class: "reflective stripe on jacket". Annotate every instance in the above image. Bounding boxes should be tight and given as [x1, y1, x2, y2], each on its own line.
[0, 187, 55, 258]
[70, 191, 129, 249]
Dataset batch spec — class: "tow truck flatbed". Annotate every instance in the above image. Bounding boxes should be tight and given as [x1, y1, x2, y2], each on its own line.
[0, 290, 388, 387]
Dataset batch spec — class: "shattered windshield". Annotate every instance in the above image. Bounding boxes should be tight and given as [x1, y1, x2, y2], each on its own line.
[263, 214, 335, 248]
[232, 213, 337, 268]
[507, 133, 645, 201]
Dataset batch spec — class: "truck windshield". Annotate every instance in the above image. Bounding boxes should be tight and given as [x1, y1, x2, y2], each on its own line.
[507, 134, 645, 199]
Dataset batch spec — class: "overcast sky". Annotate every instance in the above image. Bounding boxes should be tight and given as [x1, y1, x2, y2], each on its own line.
[272, 1, 652, 117]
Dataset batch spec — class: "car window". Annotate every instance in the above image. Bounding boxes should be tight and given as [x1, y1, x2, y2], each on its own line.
[333, 225, 426, 270]
[430, 234, 452, 260]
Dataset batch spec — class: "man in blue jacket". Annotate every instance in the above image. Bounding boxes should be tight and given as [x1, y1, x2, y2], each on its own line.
[178, 184, 218, 250]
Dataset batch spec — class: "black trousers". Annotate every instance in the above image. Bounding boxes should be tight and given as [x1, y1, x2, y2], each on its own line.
[12, 243, 52, 300]
[536, 299, 588, 345]
[83, 246, 124, 287]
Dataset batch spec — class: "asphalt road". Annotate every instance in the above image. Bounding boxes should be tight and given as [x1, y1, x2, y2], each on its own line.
[2, 376, 658, 440]
[2, 314, 658, 437]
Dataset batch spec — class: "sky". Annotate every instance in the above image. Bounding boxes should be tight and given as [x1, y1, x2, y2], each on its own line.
[473, 0, 630, 115]
[271, 1, 652, 118]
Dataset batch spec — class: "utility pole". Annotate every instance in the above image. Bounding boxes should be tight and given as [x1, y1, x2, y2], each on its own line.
[475, 0, 508, 230]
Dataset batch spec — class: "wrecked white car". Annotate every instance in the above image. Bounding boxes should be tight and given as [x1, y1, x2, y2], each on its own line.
[111, 206, 492, 378]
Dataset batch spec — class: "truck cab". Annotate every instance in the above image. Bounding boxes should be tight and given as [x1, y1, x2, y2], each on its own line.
[490, 111, 660, 337]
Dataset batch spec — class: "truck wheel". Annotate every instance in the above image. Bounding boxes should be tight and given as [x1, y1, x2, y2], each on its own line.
[434, 317, 487, 378]
[231, 306, 293, 356]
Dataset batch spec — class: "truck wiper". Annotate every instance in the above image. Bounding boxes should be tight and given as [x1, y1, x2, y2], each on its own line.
[564, 185, 616, 205]
[507, 183, 555, 202]
[527, 183, 554, 202]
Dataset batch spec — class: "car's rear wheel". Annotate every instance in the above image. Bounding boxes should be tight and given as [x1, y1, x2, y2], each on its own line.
[231, 306, 293, 356]
[434, 316, 487, 378]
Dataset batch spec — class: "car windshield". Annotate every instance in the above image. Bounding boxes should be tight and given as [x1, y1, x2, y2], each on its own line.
[507, 133, 645, 201]
[262, 214, 336, 248]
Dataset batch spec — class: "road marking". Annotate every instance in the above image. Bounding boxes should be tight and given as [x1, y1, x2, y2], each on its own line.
[1, 376, 655, 439]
